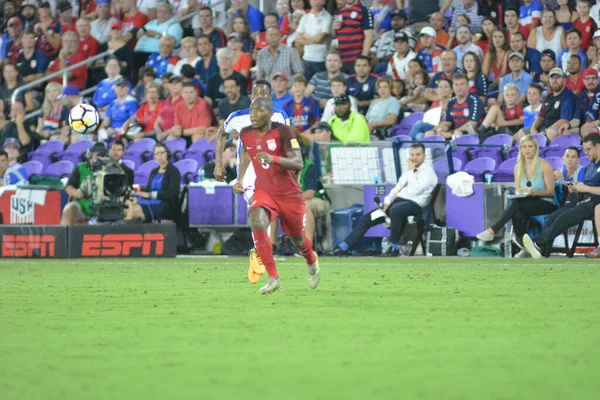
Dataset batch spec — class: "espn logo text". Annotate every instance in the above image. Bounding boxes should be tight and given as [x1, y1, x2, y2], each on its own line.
[2, 235, 55, 257]
[81, 233, 165, 256]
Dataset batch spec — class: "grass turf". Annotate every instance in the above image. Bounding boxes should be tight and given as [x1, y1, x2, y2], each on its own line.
[0, 257, 599, 400]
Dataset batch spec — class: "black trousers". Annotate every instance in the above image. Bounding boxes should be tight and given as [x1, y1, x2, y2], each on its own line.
[344, 199, 422, 249]
[534, 200, 597, 251]
[491, 197, 557, 238]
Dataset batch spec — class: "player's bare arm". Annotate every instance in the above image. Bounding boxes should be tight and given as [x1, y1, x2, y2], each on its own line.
[234, 145, 251, 194]
[254, 149, 303, 171]
[214, 124, 229, 181]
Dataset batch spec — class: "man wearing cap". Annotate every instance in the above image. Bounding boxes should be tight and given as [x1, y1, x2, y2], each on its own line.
[145, 35, 180, 78]
[99, 78, 140, 142]
[322, 75, 358, 122]
[509, 32, 542, 77]
[530, 67, 577, 141]
[90, 0, 118, 45]
[332, 0, 374, 74]
[346, 55, 379, 114]
[329, 94, 370, 143]
[294, 0, 332, 81]
[453, 25, 483, 65]
[61, 142, 108, 225]
[135, 1, 183, 58]
[0, 16, 22, 61]
[56, 1, 76, 34]
[218, 76, 250, 126]
[0, 138, 28, 186]
[46, 31, 87, 90]
[20, 0, 38, 31]
[415, 12, 450, 52]
[561, 68, 600, 137]
[59, 85, 86, 109]
[193, 6, 226, 50]
[256, 27, 304, 83]
[15, 29, 47, 84]
[497, 52, 534, 105]
[386, 32, 416, 80]
[559, 29, 589, 74]
[34, 2, 61, 59]
[536, 49, 558, 88]
[416, 26, 443, 74]
[370, 10, 415, 73]
[272, 72, 294, 110]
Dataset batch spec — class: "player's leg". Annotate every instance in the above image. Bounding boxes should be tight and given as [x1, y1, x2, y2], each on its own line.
[585, 203, 600, 258]
[248, 202, 282, 294]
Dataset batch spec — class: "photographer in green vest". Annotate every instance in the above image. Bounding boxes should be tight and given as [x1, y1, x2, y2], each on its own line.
[60, 142, 107, 225]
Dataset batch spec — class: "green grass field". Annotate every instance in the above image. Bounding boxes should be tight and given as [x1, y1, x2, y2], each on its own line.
[1, 257, 599, 400]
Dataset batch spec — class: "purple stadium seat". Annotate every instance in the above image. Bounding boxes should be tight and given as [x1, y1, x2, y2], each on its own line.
[391, 112, 424, 136]
[475, 134, 512, 165]
[123, 138, 155, 168]
[532, 133, 548, 148]
[545, 156, 564, 171]
[543, 134, 582, 158]
[59, 140, 94, 165]
[580, 156, 590, 166]
[493, 157, 518, 182]
[433, 157, 463, 183]
[174, 159, 199, 184]
[388, 134, 412, 147]
[164, 138, 187, 161]
[44, 160, 74, 178]
[453, 135, 479, 166]
[29, 140, 65, 168]
[121, 159, 135, 171]
[21, 160, 43, 177]
[184, 139, 216, 167]
[134, 160, 158, 185]
[486, 90, 499, 101]
[463, 157, 497, 182]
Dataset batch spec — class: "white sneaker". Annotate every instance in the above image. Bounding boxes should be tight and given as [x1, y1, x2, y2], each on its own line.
[476, 230, 494, 242]
[307, 255, 320, 289]
[514, 249, 531, 258]
[523, 234, 542, 259]
[259, 277, 282, 295]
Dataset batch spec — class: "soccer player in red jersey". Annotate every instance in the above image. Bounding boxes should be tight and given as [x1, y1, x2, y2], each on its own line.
[235, 97, 320, 295]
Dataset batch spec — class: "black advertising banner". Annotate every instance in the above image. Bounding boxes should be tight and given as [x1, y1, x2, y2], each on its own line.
[69, 223, 177, 258]
[0, 225, 68, 258]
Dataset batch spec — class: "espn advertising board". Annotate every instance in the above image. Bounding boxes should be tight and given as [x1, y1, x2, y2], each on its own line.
[0, 226, 68, 258]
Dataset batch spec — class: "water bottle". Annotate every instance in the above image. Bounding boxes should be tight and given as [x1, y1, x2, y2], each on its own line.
[503, 238, 512, 258]
[381, 238, 391, 254]
[374, 175, 381, 184]
[457, 248, 471, 257]
[197, 168, 205, 182]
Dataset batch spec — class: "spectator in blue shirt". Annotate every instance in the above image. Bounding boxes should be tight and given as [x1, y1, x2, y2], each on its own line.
[558, 29, 589, 74]
[134, 1, 183, 54]
[271, 72, 293, 110]
[509, 31, 542, 76]
[497, 52, 534, 105]
[146, 35, 180, 78]
[99, 78, 140, 142]
[195, 34, 218, 84]
[227, 0, 264, 41]
[0, 138, 28, 186]
[570, 67, 600, 137]
[93, 56, 131, 110]
[347, 55, 379, 114]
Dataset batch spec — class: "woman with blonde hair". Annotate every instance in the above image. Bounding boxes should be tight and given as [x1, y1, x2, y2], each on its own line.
[36, 82, 70, 143]
[476, 135, 557, 256]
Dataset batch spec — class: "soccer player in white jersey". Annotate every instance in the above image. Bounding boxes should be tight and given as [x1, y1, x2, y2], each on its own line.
[214, 79, 290, 284]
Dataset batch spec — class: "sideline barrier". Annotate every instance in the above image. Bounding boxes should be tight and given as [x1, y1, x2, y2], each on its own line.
[0, 186, 63, 225]
[0, 225, 68, 258]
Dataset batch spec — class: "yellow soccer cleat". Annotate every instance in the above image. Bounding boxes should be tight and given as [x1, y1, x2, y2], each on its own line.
[248, 248, 266, 284]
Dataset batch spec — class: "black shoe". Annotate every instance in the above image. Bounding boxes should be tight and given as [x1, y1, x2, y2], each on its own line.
[512, 236, 524, 250]
[382, 248, 402, 257]
[331, 247, 350, 257]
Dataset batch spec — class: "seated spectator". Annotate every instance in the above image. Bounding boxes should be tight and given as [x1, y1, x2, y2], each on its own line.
[477, 83, 524, 139]
[59, 84, 87, 109]
[519, 0, 543, 33]
[505, 7, 530, 42]
[509, 32, 542, 78]
[135, 1, 183, 59]
[0, 150, 9, 185]
[425, 50, 460, 101]
[15, 30, 48, 84]
[416, 26, 443, 74]
[47, 31, 88, 90]
[61, 143, 107, 225]
[562, 67, 600, 137]
[122, 82, 163, 140]
[133, 67, 156, 103]
[218, 76, 251, 126]
[256, 27, 304, 82]
[90, 0, 118, 45]
[0, 138, 28, 185]
[173, 37, 201, 76]
[417, 12, 450, 52]
[462, 51, 488, 103]
[371, 10, 416, 73]
[206, 47, 248, 111]
[0, 16, 22, 61]
[155, 75, 184, 137]
[253, 12, 280, 55]
[536, 49, 557, 89]
[329, 94, 370, 143]
[98, 79, 140, 142]
[528, 9, 566, 58]
[523, 134, 600, 259]
[483, 29, 510, 89]
[399, 69, 429, 113]
[565, 55, 585, 97]
[513, 83, 543, 144]
[529, 68, 576, 141]
[94, 57, 129, 110]
[195, 34, 219, 85]
[193, 6, 226, 50]
[347, 55, 379, 115]
[305, 51, 347, 110]
[559, 29, 588, 73]
[283, 73, 321, 133]
[408, 78, 454, 140]
[108, 140, 134, 186]
[0, 62, 34, 116]
[477, 135, 556, 255]
[474, 17, 496, 55]
[76, 17, 99, 60]
[57, 1, 76, 33]
[228, 33, 253, 85]
[99, 22, 135, 81]
[124, 142, 181, 223]
[386, 32, 416, 80]
[34, 1, 61, 60]
[453, 25, 483, 65]
[574, 0, 596, 53]
[167, 82, 212, 145]
[332, 143, 438, 256]
[0, 102, 35, 160]
[36, 82, 70, 143]
[451, 0, 484, 33]
[497, 52, 534, 106]
[204, 141, 238, 183]
[181, 65, 205, 98]
[322, 75, 358, 123]
[555, 146, 586, 184]
[366, 77, 400, 139]
[271, 72, 293, 110]
[20, 0, 38, 32]
[121, 0, 150, 51]
[426, 73, 483, 139]
[145, 35, 180, 78]
[230, 16, 255, 53]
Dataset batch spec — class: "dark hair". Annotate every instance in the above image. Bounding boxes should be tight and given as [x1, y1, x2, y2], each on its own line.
[355, 55, 370, 64]
[0, 150, 7, 159]
[565, 146, 580, 156]
[452, 72, 469, 83]
[223, 75, 240, 86]
[110, 140, 125, 150]
[265, 12, 279, 20]
[504, 7, 519, 17]
[106, 55, 121, 66]
[566, 28, 582, 39]
[462, 51, 482, 77]
[480, 16, 497, 41]
[510, 31, 525, 41]
[413, 69, 430, 87]
[22, 29, 35, 37]
[181, 64, 195, 78]
[489, 29, 509, 66]
[182, 81, 197, 90]
[583, 133, 600, 147]
[163, 72, 174, 81]
[330, 75, 347, 86]
[253, 79, 272, 94]
[199, 6, 212, 15]
[437, 77, 453, 88]
[528, 83, 543, 94]
[410, 143, 425, 152]
[153, 142, 169, 157]
[196, 34, 211, 44]
[139, 65, 156, 79]
[224, 141, 236, 152]
[391, 78, 406, 98]
[408, 57, 427, 71]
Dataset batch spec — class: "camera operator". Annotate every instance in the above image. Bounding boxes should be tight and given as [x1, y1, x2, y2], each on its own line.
[108, 140, 134, 187]
[60, 142, 107, 225]
[124, 143, 181, 222]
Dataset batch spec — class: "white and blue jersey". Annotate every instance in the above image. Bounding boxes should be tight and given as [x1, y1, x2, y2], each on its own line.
[93, 76, 131, 108]
[105, 95, 140, 129]
[3, 162, 29, 186]
[224, 107, 289, 202]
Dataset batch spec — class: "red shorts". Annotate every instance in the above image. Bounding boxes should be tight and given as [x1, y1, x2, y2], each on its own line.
[249, 190, 306, 237]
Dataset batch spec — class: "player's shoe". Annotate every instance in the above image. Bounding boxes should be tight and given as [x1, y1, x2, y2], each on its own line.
[260, 277, 282, 295]
[523, 234, 542, 259]
[248, 248, 266, 284]
[307, 255, 320, 289]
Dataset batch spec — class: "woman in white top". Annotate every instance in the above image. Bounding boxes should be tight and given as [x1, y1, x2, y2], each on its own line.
[528, 9, 566, 57]
[172, 37, 201, 75]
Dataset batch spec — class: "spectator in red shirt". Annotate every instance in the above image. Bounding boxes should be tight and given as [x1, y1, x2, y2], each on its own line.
[76, 17, 100, 60]
[167, 82, 213, 144]
[121, 0, 150, 58]
[573, 0, 597, 52]
[253, 12, 280, 58]
[123, 82, 162, 140]
[564, 54, 585, 96]
[35, 2, 61, 60]
[155, 75, 184, 140]
[46, 31, 88, 90]
[57, 1, 77, 33]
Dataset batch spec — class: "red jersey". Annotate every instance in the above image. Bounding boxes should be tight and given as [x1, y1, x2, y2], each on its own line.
[61, 20, 77, 34]
[240, 122, 302, 197]
[159, 95, 184, 130]
[48, 53, 88, 89]
[565, 74, 585, 93]
[122, 12, 150, 47]
[503, 104, 524, 121]
[573, 17, 598, 53]
[136, 102, 162, 132]
[78, 37, 99, 59]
